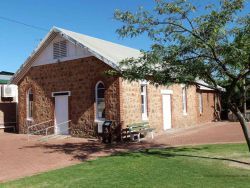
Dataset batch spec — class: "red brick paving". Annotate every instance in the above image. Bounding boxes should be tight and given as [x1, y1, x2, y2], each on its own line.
[151, 122, 247, 146]
[0, 122, 247, 182]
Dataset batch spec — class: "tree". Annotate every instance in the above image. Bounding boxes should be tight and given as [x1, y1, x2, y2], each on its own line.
[114, 0, 250, 150]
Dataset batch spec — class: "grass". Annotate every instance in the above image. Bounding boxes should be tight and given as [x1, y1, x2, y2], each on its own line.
[1, 143, 250, 188]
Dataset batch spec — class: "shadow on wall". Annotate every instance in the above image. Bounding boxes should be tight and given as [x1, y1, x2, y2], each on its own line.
[0, 103, 17, 132]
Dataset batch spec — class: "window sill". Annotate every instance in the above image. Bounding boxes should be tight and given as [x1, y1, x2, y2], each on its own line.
[26, 118, 34, 121]
[183, 113, 188, 116]
[95, 119, 105, 123]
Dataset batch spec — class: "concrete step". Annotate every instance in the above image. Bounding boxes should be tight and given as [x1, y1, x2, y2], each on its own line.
[38, 134, 71, 142]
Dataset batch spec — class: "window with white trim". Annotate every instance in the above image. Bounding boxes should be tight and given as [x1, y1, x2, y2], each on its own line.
[95, 82, 105, 120]
[27, 89, 34, 119]
[182, 86, 187, 114]
[53, 40, 67, 59]
[199, 92, 203, 114]
[141, 84, 148, 120]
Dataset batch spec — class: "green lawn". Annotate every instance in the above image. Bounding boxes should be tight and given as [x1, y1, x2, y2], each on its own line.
[2, 143, 250, 188]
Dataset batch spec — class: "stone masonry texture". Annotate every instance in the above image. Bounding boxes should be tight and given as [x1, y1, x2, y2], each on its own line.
[17, 56, 219, 137]
[18, 57, 120, 137]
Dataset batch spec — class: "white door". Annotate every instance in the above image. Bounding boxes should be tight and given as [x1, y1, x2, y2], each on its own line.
[54, 95, 69, 135]
[162, 94, 172, 130]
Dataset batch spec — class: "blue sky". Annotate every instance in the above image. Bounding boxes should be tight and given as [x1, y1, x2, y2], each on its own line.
[0, 0, 155, 72]
[0, 0, 249, 72]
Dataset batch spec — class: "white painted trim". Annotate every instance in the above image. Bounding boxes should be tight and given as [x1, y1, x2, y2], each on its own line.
[11, 28, 120, 84]
[180, 84, 186, 88]
[52, 91, 71, 97]
[161, 90, 173, 95]
[141, 84, 148, 120]
[26, 118, 34, 121]
[26, 88, 33, 120]
[139, 80, 148, 85]
[182, 86, 188, 115]
[162, 94, 172, 130]
[199, 92, 203, 114]
[95, 81, 105, 121]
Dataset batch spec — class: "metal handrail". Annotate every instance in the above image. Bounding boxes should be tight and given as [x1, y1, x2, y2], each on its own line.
[27, 120, 53, 141]
[27, 120, 53, 130]
[28, 120, 71, 141]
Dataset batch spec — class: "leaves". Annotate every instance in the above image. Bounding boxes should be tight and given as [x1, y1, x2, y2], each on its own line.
[114, 0, 249, 102]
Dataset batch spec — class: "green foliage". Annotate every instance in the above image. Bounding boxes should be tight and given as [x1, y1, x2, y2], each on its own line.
[114, 0, 249, 104]
[2, 144, 250, 188]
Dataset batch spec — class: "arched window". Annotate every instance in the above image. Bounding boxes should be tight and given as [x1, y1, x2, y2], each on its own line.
[27, 89, 34, 119]
[95, 82, 105, 120]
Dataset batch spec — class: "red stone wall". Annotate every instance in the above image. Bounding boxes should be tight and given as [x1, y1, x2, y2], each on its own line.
[120, 80, 141, 126]
[196, 90, 217, 124]
[120, 81, 217, 131]
[17, 56, 218, 137]
[17, 57, 121, 137]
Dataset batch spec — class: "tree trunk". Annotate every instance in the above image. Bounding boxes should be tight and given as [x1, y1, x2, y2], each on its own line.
[230, 104, 250, 152]
[243, 79, 247, 118]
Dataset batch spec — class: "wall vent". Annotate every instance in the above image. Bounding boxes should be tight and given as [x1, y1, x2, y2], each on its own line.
[53, 40, 67, 59]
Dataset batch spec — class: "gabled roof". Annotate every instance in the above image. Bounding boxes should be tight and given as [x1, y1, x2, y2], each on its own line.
[11, 27, 141, 84]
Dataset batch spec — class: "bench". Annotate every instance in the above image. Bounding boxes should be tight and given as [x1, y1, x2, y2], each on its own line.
[124, 122, 155, 142]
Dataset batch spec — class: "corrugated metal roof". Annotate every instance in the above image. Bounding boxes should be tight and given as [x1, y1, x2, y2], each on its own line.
[55, 27, 141, 65]
[196, 79, 225, 92]
[11, 27, 142, 84]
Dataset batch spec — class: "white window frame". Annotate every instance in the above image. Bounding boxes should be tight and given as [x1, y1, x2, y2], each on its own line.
[181, 85, 188, 115]
[26, 88, 33, 120]
[95, 81, 105, 121]
[199, 92, 203, 114]
[141, 83, 148, 121]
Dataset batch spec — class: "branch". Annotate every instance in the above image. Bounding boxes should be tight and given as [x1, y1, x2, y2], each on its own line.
[237, 69, 250, 81]
[154, 21, 236, 79]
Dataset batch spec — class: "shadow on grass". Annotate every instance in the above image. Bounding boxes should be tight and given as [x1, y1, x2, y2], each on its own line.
[135, 148, 250, 165]
[20, 140, 249, 165]
[19, 140, 165, 161]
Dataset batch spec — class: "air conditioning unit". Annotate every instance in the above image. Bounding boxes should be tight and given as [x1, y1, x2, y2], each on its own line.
[1, 85, 17, 98]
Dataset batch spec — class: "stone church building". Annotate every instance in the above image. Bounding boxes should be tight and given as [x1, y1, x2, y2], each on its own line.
[11, 27, 221, 137]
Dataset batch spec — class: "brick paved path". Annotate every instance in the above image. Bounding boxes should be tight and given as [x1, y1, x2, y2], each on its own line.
[0, 122, 247, 182]
[151, 122, 246, 146]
